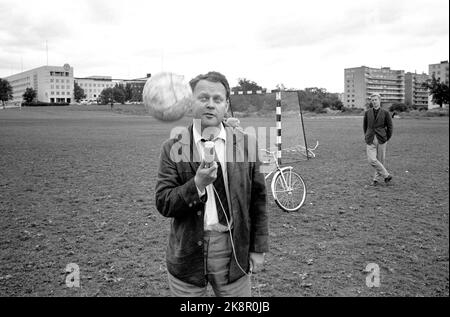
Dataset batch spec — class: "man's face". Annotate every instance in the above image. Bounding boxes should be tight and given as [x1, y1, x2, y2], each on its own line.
[370, 96, 381, 109]
[192, 80, 229, 130]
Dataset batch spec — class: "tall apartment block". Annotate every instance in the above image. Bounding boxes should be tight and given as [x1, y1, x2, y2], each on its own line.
[429, 61, 449, 84]
[428, 61, 449, 109]
[404, 72, 429, 109]
[344, 66, 405, 109]
[4, 64, 74, 105]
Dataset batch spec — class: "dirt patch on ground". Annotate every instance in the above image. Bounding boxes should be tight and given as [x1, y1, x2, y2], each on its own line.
[0, 107, 448, 296]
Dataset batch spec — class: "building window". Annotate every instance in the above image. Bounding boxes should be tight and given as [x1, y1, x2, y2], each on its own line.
[51, 85, 54, 89]
[51, 91, 54, 95]
[56, 91, 60, 95]
[50, 79, 54, 83]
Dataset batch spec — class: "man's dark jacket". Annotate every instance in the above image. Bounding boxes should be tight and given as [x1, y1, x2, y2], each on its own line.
[155, 122, 268, 287]
[363, 108, 393, 144]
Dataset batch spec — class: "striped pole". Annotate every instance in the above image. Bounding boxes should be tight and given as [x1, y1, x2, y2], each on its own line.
[276, 91, 282, 165]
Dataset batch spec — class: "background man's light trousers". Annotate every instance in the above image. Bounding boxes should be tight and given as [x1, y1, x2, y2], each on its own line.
[167, 230, 251, 297]
[366, 138, 389, 181]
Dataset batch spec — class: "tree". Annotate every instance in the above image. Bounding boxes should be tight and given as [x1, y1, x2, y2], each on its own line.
[423, 75, 450, 108]
[99, 88, 114, 105]
[113, 86, 126, 104]
[99, 86, 126, 104]
[331, 99, 344, 111]
[73, 82, 86, 102]
[131, 88, 142, 102]
[389, 103, 408, 113]
[23, 87, 37, 104]
[0, 78, 13, 109]
[125, 83, 133, 101]
[232, 78, 263, 92]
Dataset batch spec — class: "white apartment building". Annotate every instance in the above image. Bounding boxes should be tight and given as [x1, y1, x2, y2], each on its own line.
[74, 76, 115, 101]
[344, 66, 405, 109]
[4, 64, 74, 104]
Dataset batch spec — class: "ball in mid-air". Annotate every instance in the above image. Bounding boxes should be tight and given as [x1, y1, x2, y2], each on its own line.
[142, 72, 192, 122]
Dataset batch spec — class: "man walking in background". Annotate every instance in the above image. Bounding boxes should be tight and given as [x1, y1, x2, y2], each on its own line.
[363, 93, 393, 185]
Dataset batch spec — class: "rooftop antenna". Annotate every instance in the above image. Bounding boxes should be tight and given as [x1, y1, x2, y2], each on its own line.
[161, 48, 164, 72]
[46, 40, 48, 66]
[21, 56, 23, 72]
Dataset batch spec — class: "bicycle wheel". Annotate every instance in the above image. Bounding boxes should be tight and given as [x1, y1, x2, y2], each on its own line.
[273, 169, 307, 212]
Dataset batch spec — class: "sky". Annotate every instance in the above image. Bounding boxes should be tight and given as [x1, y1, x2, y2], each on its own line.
[0, 0, 448, 92]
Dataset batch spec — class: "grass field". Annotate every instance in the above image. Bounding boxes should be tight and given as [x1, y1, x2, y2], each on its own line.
[0, 106, 448, 297]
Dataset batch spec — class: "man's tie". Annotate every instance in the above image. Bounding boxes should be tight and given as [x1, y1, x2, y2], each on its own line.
[201, 138, 230, 226]
[213, 161, 230, 226]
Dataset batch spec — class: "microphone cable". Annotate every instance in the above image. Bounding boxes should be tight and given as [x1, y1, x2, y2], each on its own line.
[212, 185, 262, 297]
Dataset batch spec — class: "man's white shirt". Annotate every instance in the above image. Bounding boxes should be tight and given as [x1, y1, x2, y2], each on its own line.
[192, 120, 231, 229]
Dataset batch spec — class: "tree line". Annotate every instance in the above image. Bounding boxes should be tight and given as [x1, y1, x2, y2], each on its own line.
[74, 82, 143, 104]
[231, 78, 344, 113]
[1, 76, 448, 110]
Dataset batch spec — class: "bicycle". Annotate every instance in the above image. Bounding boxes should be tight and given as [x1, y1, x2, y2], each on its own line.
[260, 148, 307, 212]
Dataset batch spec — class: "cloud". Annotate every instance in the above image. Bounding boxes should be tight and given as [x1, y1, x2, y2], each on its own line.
[0, 0, 448, 92]
[257, 0, 448, 51]
[83, 0, 121, 25]
[0, 1, 72, 53]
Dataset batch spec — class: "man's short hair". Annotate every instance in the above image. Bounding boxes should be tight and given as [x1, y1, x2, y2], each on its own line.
[189, 71, 231, 100]
[370, 93, 381, 99]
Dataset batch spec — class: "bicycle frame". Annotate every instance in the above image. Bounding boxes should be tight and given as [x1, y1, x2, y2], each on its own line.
[261, 150, 294, 197]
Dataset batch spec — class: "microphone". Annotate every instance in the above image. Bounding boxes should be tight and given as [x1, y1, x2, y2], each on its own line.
[203, 140, 215, 164]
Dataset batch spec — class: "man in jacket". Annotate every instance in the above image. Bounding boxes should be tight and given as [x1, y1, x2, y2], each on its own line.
[155, 71, 268, 296]
[363, 93, 393, 185]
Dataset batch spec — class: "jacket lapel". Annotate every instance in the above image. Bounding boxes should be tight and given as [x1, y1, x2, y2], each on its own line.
[368, 108, 375, 126]
[177, 124, 200, 174]
[189, 124, 201, 173]
[225, 123, 245, 214]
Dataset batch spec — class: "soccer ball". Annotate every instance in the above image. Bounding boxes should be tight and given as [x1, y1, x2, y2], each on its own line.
[142, 72, 192, 122]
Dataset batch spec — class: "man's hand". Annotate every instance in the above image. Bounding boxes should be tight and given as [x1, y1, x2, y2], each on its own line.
[194, 160, 217, 192]
[249, 252, 265, 273]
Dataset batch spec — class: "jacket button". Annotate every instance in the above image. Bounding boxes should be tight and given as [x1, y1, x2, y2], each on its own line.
[197, 241, 203, 246]
[197, 211, 201, 216]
